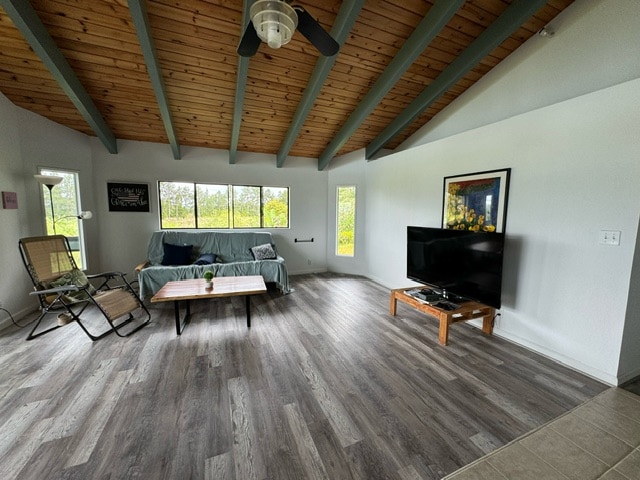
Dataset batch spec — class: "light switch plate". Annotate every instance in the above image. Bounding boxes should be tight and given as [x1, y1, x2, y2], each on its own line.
[599, 230, 621, 246]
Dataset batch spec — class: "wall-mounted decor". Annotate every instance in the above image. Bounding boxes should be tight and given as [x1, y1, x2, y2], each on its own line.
[2, 191, 18, 209]
[107, 182, 150, 212]
[442, 168, 511, 233]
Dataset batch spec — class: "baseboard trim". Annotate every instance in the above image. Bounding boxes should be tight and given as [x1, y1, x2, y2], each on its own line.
[0, 305, 38, 334]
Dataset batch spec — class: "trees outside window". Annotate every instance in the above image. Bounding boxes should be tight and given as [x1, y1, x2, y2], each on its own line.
[159, 182, 289, 229]
[232, 185, 260, 228]
[337, 186, 356, 257]
[159, 182, 195, 228]
[197, 184, 230, 228]
[263, 187, 289, 228]
[39, 168, 88, 268]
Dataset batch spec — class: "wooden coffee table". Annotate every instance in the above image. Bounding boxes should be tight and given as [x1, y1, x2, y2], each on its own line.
[150, 275, 267, 335]
[390, 287, 495, 345]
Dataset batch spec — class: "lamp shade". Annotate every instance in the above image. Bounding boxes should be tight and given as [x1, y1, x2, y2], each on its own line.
[34, 174, 63, 187]
[250, 0, 297, 49]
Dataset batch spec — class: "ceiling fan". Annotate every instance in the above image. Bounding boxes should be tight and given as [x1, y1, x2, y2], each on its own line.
[237, 0, 339, 57]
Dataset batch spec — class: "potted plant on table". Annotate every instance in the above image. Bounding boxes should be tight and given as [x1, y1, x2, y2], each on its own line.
[203, 270, 214, 289]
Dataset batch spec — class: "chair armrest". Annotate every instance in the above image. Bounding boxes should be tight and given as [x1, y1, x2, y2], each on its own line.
[135, 260, 150, 273]
[86, 271, 128, 292]
[29, 284, 82, 296]
[87, 271, 126, 280]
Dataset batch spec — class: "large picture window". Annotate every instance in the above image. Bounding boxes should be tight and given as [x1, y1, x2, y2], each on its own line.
[159, 182, 289, 229]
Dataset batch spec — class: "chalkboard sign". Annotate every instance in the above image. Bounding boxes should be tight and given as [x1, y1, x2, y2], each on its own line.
[107, 182, 150, 212]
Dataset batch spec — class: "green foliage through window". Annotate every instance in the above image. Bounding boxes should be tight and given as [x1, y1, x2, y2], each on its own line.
[233, 185, 260, 228]
[39, 169, 86, 268]
[336, 186, 356, 257]
[159, 182, 289, 229]
[197, 184, 230, 228]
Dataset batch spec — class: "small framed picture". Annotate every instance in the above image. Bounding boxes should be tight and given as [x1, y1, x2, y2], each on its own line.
[2, 191, 18, 209]
[442, 168, 511, 233]
[107, 182, 150, 212]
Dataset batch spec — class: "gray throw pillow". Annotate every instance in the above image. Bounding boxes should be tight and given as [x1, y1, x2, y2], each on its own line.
[250, 243, 277, 260]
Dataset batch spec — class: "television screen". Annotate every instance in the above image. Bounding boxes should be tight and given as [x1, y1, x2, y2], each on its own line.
[407, 226, 505, 309]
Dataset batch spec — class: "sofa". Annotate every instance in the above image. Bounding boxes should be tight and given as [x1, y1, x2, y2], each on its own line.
[136, 230, 290, 299]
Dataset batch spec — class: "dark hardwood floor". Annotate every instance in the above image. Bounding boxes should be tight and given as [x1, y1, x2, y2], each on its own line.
[0, 273, 608, 479]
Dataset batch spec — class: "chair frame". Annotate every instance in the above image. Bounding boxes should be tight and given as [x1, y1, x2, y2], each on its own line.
[19, 235, 151, 341]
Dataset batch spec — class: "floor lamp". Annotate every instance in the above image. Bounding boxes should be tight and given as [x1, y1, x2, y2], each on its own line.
[34, 174, 63, 234]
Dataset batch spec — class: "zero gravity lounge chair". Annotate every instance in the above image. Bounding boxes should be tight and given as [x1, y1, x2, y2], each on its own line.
[19, 235, 151, 341]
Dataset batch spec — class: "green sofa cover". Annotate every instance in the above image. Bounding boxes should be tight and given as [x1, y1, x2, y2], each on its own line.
[137, 230, 290, 299]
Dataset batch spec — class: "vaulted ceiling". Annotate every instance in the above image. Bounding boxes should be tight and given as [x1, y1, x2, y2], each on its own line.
[0, 0, 573, 170]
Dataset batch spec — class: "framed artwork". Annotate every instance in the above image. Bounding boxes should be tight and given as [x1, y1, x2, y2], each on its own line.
[107, 182, 150, 212]
[442, 168, 511, 233]
[2, 191, 18, 209]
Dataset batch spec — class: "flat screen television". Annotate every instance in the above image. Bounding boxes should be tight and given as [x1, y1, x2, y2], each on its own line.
[407, 226, 505, 309]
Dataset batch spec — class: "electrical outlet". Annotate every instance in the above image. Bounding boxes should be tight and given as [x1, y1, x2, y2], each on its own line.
[599, 230, 621, 246]
[307, 259, 312, 265]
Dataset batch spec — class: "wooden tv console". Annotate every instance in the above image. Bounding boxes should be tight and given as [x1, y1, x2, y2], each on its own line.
[389, 287, 495, 346]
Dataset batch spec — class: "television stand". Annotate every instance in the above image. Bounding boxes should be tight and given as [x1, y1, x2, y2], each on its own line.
[389, 287, 495, 345]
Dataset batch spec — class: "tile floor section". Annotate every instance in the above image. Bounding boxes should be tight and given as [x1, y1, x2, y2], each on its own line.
[444, 387, 640, 479]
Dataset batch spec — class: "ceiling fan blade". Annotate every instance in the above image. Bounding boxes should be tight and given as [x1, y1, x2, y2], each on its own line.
[295, 6, 339, 56]
[237, 21, 261, 57]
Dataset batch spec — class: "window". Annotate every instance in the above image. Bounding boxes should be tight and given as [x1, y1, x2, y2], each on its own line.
[159, 182, 195, 228]
[159, 182, 289, 229]
[263, 186, 289, 228]
[232, 185, 260, 228]
[38, 168, 88, 269]
[336, 186, 356, 257]
[197, 184, 230, 228]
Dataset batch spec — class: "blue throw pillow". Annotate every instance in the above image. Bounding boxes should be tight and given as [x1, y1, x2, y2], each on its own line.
[162, 243, 193, 265]
[193, 253, 217, 265]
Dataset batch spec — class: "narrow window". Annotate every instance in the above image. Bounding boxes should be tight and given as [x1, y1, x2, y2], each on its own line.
[336, 186, 356, 257]
[38, 168, 88, 269]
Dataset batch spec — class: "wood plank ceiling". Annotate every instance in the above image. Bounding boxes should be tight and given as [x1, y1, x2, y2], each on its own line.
[0, 0, 573, 170]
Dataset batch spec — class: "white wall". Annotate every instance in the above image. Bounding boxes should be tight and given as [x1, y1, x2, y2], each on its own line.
[0, 93, 95, 328]
[16, 107, 97, 265]
[618, 218, 640, 381]
[326, 149, 368, 275]
[90, 139, 329, 279]
[401, 0, 640, 151]
[331, 0, 640, 385]
[363, 79, 640, 385]
[0, 94, 33, 324]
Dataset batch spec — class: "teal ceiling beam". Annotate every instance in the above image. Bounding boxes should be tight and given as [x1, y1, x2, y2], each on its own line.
[229, 0, 253, 164]
[365, 0, 547, 160]
[276, 0, 366, 168]
[316, 0, 463, 171]
[128, 0, 180, 160]
[0, 0, 118, 154]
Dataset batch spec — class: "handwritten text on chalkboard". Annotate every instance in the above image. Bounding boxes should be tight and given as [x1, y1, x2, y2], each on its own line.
[107, 182, 150, 212]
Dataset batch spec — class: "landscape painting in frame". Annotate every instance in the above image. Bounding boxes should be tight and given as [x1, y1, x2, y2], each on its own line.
[442, 168, 511, 233]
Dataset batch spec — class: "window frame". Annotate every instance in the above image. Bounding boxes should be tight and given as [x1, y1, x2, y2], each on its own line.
[38, 167, 89, 269]
[158, 181, 289, 230]
[336, 185, 356, 257]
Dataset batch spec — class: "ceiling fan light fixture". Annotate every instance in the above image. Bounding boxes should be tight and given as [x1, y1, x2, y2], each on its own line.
[250, 0, 298, 50]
